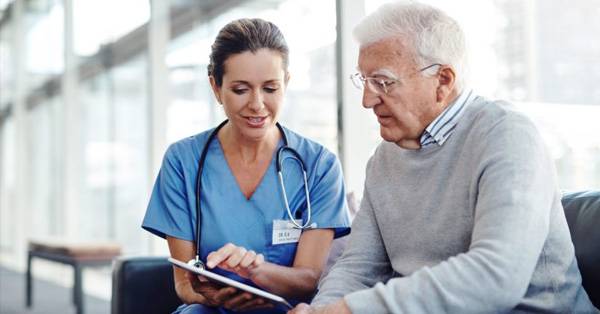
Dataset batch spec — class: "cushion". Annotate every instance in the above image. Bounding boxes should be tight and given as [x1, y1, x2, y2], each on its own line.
[29, 238, 121, 260]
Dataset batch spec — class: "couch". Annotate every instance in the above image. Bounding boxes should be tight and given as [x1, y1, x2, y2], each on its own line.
[111, 191, 600, 313]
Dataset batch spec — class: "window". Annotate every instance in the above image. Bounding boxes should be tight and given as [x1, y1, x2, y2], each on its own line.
[0, 118, 16, 252]
[24, 0, 63, 91]
[166, 0, 339, 153]
[28, 99, 60, 237]
[73, 0, 149, 57]
[78, 55, 150, 254]
[0, 24, 13, 108]
[111, 56, 150, 254]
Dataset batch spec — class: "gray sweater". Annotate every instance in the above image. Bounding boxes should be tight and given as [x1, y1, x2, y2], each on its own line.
[313, 97, 596, 313]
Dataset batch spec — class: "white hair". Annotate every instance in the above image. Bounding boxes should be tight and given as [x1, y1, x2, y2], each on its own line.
[353, 1, 468, 91]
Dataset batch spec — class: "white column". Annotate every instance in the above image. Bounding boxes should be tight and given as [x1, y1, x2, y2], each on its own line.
[0, 112, 4, 251]
[147, 0, 170, 255]
[0, 20, 12, 264]
[61, 0, 82, 239]
[11, 0, 30, 268]
[525, 0, 538, 101]
[337, 0, 372, 197]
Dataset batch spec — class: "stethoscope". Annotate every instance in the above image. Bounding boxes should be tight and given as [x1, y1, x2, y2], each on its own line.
[189, 120, 314, 269]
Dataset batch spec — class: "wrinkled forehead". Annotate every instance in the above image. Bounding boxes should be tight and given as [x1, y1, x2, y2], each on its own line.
[357, 37, 416, 75]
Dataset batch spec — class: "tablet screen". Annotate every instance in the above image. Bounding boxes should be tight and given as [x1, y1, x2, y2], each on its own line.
[168, 257, 293, 309]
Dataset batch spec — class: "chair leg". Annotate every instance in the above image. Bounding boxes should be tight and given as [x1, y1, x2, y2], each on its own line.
[73, 264, 84, 314]
[26, 252, 33, 307]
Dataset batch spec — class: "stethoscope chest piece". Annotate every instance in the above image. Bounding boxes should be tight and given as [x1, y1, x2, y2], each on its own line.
[187, 257, 205, 269]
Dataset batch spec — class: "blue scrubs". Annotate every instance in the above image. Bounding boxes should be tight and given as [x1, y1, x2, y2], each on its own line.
[142, 125, 351, 314]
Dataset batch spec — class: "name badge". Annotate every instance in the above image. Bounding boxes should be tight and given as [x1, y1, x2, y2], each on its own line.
[272, 219, 302, 245]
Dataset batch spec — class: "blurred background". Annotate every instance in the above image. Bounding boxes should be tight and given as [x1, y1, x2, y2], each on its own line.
[0, 0, 599, 312]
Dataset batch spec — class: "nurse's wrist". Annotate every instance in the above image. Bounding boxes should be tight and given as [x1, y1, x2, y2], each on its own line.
[248, 262, 268, 285]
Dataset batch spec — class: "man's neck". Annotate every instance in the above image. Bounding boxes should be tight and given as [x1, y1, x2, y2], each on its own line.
[396, 139, 422, 150]
[395, 88, 462, 150]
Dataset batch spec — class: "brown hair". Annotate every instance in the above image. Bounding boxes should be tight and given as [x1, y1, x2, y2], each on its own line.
[208, 18, 289, 87]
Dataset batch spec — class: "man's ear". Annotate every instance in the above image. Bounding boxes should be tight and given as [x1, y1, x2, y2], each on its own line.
[209, 76, 222, 104]
[284, 71, 291, 86]
[436, 65, 456, 103]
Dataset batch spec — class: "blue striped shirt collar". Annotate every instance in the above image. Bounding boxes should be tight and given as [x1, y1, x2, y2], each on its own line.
[420, 89, 475, 148]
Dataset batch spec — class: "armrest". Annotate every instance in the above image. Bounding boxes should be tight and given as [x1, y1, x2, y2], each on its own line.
[111, 256, 181, 314]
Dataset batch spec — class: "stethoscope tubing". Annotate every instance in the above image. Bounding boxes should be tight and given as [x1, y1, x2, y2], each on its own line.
[190, 120, 313, 268]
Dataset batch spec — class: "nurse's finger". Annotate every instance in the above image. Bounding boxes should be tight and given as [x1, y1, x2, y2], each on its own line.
[234, 297, 274, 312]
[196, 275, 209, 282]
[206, 243, 237, 268]
[252, 253, 265, 267]
[184, 270, 194, 282]
[212, 286, 237, 304]
[232, 297, 261, 312]
[224, 246, 247, 269]
[223, 291, 253, 310]
[239, 250, 257, 268]
[206, 243, 236, 266]
[185, 271, 200, 291]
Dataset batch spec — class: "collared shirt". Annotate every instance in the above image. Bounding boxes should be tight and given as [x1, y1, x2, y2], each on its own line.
[420, 89, 476, 148]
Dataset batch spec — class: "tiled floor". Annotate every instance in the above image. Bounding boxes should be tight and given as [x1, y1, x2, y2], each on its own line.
[0, 267, 109, 314]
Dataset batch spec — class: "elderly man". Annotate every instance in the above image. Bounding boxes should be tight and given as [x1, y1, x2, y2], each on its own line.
[289, 1, 596, 314]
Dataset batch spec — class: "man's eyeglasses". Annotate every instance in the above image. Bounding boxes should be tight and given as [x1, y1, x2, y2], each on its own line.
[350, 63, 441, 95]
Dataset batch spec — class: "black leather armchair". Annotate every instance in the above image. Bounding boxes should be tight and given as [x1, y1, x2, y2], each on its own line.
[111, 191, 600, 313]
[561, 191, 600, 307]
[111, 256, 180, 314]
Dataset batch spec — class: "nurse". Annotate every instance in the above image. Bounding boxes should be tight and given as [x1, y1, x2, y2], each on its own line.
[142, 18, 350, 314]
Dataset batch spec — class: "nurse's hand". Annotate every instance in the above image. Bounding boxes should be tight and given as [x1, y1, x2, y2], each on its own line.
[223, 291, 274, 312]
[206, 243, 265, 279]
[184, 271, 237, 307]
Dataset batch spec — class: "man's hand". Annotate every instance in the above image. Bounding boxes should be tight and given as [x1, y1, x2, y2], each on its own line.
[206, 243, 265, 279]
[287, 299, 352, 314]
[185, 271, 237, 307]
[288, 303, 313, 314]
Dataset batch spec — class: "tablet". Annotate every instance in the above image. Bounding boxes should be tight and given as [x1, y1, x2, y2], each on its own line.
[168, 257, 293, 309]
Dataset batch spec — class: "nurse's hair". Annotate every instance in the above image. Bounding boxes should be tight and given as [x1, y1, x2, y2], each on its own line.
[353, 1, 468, 91]
[208, 18, 289, 87]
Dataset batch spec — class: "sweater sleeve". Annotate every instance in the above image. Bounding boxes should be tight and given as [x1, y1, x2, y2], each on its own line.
[344, 114, 557, 313]
[311, 180, 394, 307]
